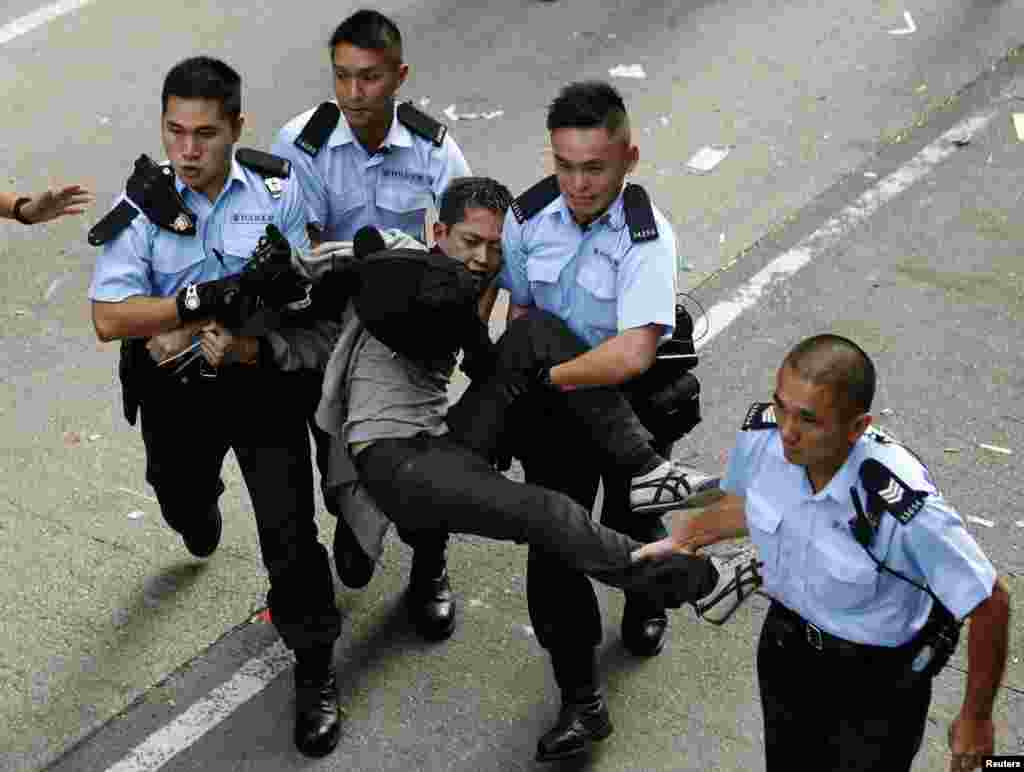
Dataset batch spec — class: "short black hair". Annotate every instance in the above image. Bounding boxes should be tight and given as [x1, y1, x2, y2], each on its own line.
[547, 81, 629, 135]
[161, 57, 242, 121]
[782, 334, 877, 419]
[329, 9, 402, 59]
[438, 177, 512, 227]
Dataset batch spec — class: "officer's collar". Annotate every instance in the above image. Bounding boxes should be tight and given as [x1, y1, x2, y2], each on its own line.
[804, 442, 862, 505]
[171, 158, 249, 199]
[554, 184, 628, 231]
[328, 102, 414, 152]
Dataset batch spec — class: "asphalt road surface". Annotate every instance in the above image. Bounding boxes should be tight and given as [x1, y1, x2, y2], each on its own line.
[1, 1, 1022, 770]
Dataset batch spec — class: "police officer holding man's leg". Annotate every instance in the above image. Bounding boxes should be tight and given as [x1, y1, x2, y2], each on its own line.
[496, 81, 716, 761]
[88, 57, 342, 758]
[664, 335, 1011, 771]
[272, 9, 471, 640]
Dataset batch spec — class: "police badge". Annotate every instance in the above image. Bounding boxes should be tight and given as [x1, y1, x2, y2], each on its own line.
[265, 177, 283, 199]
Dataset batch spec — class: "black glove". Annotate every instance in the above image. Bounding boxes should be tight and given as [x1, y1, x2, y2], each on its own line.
[175, 276, 243, 324]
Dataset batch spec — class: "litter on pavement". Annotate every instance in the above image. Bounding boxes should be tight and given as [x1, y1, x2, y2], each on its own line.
[608, 64, 646, 79]
[1012, 113, 1024, 141]
[686, 145, 731, 174]
[967, 516, 995, 528]
[978, 443, 1013, 455]
[888, 11, 916, 35]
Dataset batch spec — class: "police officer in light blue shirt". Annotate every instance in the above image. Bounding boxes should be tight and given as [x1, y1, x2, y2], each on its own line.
[271, 11, 470, 245]
[672, 334, 1011, 772]
[87, 57, 343, 758]
[495, 81, 716, 763]
[270, 9, 472, 644]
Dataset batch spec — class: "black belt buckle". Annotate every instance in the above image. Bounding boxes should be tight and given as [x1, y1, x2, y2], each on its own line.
[806, 622, 824, 651]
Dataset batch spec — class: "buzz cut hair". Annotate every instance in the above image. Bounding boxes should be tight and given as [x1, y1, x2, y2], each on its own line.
[546, 80, 629, 137]
[782, 334, 877, 419]
[162, 57, 242, 121]
[329, 9, 403, 60]
[438, 177, 513, 227]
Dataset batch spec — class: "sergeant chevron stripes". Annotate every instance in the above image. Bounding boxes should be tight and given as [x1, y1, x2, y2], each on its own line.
[879, 478, 904, 505]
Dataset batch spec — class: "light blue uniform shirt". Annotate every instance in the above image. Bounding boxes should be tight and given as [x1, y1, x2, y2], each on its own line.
[722, 417, 997, 646]
[497, 188, 678, 348]
[89, 154, 310, 301]
[272, 102, 471, 243]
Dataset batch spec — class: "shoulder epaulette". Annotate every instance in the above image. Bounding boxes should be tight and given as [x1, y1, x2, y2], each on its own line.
[87, 199, 139, 246]
[236, 148, 290, 199]
[89, 154, 197, 245]
[294, 102, 341, 157]
[511, 175, 560, 224]
[623, 183, 658, 242]
[236, 148, 291, 178]
[741, 402, 777, 431]
[859, 457, 927, 525]
[396, 101, 446, 147]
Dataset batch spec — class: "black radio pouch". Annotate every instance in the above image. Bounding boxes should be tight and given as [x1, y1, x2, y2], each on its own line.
[906, 599, 961, 679]
[625, 303, 702, 445]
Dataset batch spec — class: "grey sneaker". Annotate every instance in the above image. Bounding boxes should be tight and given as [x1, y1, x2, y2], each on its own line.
[629, 462, 720, 515]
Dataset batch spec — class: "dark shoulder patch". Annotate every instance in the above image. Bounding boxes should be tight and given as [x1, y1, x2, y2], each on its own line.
[87, 199, 139, 246]
[295, 102, 341, 157]
[396, 101, 446, 147]
[511, 175, 560, 224]
[859, 458, 927, 525]
[741, 402, 777, 431]
[236, 148, 291, 178]
[623, 183, 658, 242]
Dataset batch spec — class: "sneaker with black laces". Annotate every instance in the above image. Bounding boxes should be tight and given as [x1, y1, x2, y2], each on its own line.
[629, 461, 720, 515]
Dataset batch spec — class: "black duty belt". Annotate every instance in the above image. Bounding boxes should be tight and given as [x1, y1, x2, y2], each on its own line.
[765, 602, 914, 665]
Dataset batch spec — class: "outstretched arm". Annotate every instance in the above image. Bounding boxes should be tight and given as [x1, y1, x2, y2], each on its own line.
[2, 185, 94, 223]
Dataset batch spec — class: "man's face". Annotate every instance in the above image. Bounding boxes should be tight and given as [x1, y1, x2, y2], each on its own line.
[550, 126, 638, 226]
[772, 364, 868, 476]
[433, 206, 504, 291]
[162, 96, 242, 201]
[331, 43, 408, 131]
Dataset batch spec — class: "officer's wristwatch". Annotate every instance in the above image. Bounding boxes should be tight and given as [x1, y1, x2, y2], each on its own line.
[184, 284, 200, 312]
[537, 367, 555, 390]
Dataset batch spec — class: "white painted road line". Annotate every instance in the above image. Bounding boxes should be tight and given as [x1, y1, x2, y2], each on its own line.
[694, 108, 998, 352]
[104, 642, 294, 772]
[0, 0, 95, 45]
[98, 106, 999, 772]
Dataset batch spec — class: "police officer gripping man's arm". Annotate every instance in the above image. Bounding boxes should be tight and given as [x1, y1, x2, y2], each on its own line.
[87, 57, 344, 759]
[656, 335, 1011, 772]
[494, 81, 718, 762]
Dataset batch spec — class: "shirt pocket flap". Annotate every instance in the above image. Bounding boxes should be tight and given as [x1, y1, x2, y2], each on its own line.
[377, 185, 432, 214]
[223, 227, 266, 261]
[525, 255, 566, 285]
[745, 490, 782, 534]
[576, 257, 617, 300]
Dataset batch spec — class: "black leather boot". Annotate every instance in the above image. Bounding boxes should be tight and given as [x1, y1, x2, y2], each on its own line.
[621, 599, 669, 657]
[293, 651, 341, 758]
[181, 502, 222, 558]
[332, 515, 375, 588]
[406, 550, 456, 640]
[536, 692, 613, 762]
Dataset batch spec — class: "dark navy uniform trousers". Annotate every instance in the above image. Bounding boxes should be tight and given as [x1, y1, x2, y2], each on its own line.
[137, 359, 340, 653]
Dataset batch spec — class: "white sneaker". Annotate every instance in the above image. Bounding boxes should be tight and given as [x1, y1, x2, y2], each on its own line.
[629, 461, 720, 515]
[694, 545, 763, 625]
